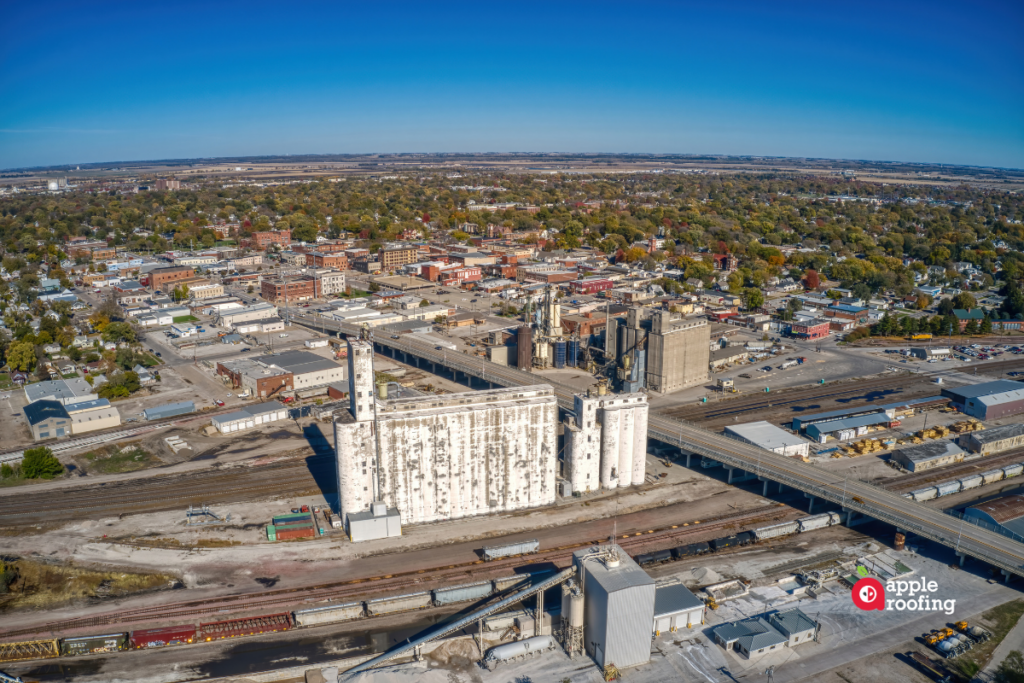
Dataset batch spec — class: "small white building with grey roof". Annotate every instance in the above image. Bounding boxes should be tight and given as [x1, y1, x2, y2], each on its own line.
[713, 608, 817, 660]
[211, 401, 288, 434]
[652, 582, 705, 635]
[890, 440, 965, 472]
[724, 421, 810, 458]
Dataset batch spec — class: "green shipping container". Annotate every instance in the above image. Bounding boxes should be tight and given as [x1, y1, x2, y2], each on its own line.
[273, 518, 314, 529]
[267, 526, 276, 541]
[273, 513, 312, 524]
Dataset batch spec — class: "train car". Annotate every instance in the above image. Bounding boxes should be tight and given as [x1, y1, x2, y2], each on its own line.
[709, 535, 740, 551]
[0, 638, 60, 663]
[434, 580, 493, 606]
[959, 475, 983, 491]
[936, 482, 962, 498]
[672, 542, 710, 560]
[652, 549, 673, 564]
[482, 539, 539, 561]
[129, 625, 196, 649]
[366, 591, 433, 616]
[980, 469, 1005, 486]
[61, 633, 129, 656]
[293, 602, 365, 627]
[634, 553, 655, 567]
[1003, 464, 1024, 479]
[736, 531, 756, 546]
[910, 487, 938, 502]
[754, 521, 799, 540]
[197, 613, 292, 642]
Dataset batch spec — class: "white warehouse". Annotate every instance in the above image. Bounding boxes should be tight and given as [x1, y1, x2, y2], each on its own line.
[211, 401, 288, 434]
[563, 390, 649, 494]
[724, 421, 810, 458]
[335, 339, 558, 529]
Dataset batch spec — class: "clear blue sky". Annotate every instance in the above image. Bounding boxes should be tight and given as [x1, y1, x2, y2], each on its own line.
[1, 0, 1021, 169]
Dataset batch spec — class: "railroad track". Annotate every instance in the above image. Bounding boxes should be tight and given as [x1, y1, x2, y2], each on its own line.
[0, 503, 794, 640]
[880, 446, 1024, 493]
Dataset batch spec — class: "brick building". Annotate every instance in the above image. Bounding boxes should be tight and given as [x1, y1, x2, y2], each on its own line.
[305, 252, 349, 270]
[570, 278, 614, 295]
[379, 245, 418, 271]
[251, 230, 292, 250]
[790, 319, 830, 340]
[149, 266, 195, 292]
[261, 277, 316, 303]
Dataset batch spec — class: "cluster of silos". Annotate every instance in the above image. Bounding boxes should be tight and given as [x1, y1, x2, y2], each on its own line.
[564, 390, 649, 493]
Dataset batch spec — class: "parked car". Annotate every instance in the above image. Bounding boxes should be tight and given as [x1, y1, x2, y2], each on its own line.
[215, 400, 225, 407]
[155, 352, 162, 357]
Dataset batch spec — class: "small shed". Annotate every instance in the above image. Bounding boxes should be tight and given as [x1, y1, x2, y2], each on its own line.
[144, 401, 196, 421]
[348, 501, 402, 542]
[652, 583, 705, 635]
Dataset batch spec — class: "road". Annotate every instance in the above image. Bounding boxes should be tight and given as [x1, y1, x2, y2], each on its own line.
[291, 313, 1024, 580]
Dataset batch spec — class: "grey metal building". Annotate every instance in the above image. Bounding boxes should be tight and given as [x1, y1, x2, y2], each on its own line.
[652, 583, 705, 635]
[724, 421, 809, 458]
[573, 545, 655, 670]
[890, 441, 965, 472]
[961, 423, 1024, 456]
[143, 401, 196, 421]
[23, 400, 71, 440]
[942, 380, 1024, 420]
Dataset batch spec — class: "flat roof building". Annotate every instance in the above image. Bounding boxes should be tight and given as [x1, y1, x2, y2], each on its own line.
[65, 398, 120, 435]
[890, 440, 965, 472]
[653, 583, 705, 635]
[25, 378, 98, 406]
[725, 421, 809, 458]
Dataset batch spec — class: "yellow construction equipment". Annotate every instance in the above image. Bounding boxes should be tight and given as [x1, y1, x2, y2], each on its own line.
[604, 663, 621, 681]
[954, 620, 969, 632]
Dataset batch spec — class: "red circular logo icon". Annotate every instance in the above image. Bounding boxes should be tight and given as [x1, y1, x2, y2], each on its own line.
[852, 577, 886, 611]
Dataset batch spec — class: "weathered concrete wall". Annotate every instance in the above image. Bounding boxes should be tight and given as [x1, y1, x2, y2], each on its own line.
[570, 392, 649, 493]
[647, 315, 710, 393]
[338, 385, 558, 527]
[347, 339, 375, 423]
[336, 420, 376, 526]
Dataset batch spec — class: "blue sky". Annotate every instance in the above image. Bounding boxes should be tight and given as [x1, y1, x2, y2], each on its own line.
[1, 1, 1021, 169]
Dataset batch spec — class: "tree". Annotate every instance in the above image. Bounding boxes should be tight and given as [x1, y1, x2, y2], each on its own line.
[964, 318, 979, 335]
[419, 299, 430, 307]
[172, 284, 190, 301]
[102, 322, 136, 344]
[6, 341, 35, 371]
[743, 288, 764, 310]
[915, 294, 932, 310]
[805, 269, 820, 289]
[247, 284, 254, 294]
[981, 315, 993, 334]
[21, 446, 63, 479]
[97, 371, 141, 399]
[292, 224, 318, 242]
[622, 247, 647, 263]
[994, 650, 1024, 683]
[953, 292, 977, 310]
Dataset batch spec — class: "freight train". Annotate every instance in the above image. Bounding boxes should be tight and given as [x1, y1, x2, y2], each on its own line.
[633, 512, 843, 567]
[904, 462, 1024, 502]
[0, 571, 553, 665]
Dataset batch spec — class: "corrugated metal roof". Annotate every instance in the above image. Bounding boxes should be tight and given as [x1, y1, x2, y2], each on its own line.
[244, 401, 286, 416]
[572, 546, 654, 594]
[969, 495, 1024, 523]
[892, 441, 964, 462]
[794, 396, 946, 429]
[943, 380, 1022, 401]
[143, 401, 195, 419]
[64, 398, 111, 413]
[653, 584, 704, 617]
[807, 413, 892, 434]
[977, 388, 1024, 407]
[971, 423, 1024, 443]
[725, 421, 807, 450]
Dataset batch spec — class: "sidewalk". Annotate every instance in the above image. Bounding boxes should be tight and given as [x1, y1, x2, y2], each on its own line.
[974, 612, 1024, 683]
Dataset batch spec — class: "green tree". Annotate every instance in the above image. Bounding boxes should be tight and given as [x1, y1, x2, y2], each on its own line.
[981, 315, 993, 334]
[743, 288, 764, 310]
[6, 341, 35, 371]
[172, 284, 190, 301]
[964, 318, 979, 335]
[102, 322, 136, 344]
[953, 291, 977, 310]
[419, 299, 430, 307]
[292, 224, 319, 242]
[21, 446, 64, 479]
[937, 298, 955, 316]
[994, 650, 1024, 683]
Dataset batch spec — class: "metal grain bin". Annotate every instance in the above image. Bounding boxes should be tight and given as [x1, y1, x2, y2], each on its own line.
[294, 602, 364, 626]
[433, 580, 493, 606]
[936, 481, 962, 497]
[959, 474, 983, 490]
[754, 521, 799, 540]
[796, 514, 832, 532]
[366, 592, 432, 616]
[911, 487, 938, 502]
[1003, 464, 1024, 479]
[980, 469, 1006, 485]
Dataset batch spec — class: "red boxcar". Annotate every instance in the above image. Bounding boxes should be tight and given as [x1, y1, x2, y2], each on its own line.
[198, 613, 292, 641]
[130, 625, 197, 649]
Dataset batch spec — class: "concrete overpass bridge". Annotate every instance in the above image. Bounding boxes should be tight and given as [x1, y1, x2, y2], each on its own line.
[292, 313, 1024, 581]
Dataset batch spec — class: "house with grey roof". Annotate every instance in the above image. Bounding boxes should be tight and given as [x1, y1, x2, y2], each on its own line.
[713, 608, 818, 660]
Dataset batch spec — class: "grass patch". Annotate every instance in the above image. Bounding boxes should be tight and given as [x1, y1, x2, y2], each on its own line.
[0, 375, 14, 390]
[173, 315, 198, 323]
[338, 288, 370, 299]
[61, 372, 79, 379]
[215, 240, 237, 246]
[137, 352, 161, 367]
[81, 444, 162, 475]
[0, 557, 174, 613]
[952, 598, 1024, 679]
